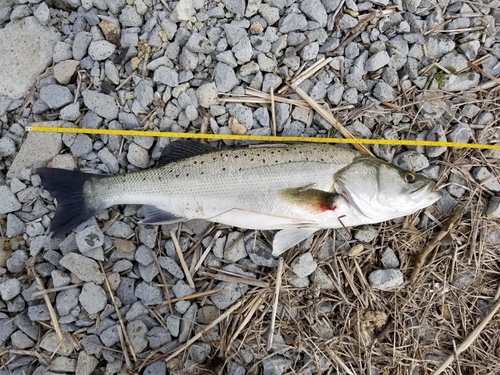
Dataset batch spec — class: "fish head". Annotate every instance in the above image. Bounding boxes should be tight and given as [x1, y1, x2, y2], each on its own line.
[334, 156, 443, 222]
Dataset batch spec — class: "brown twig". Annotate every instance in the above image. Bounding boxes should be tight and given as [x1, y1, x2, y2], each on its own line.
[170, 230, 195, 289]
[267, 257, 283, 350]
[410, 205, 465, 285]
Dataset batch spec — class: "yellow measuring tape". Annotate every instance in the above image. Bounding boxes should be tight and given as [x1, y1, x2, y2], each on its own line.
[26, 126, 500, 150]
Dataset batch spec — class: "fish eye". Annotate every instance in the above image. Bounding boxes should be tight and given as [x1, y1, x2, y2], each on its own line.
[403, 171, 416, 183]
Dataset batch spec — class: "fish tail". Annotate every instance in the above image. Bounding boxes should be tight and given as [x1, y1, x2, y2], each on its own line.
[37, 167, 107, 237]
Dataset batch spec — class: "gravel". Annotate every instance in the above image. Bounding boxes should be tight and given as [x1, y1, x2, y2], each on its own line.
[0, 0, 497, 373]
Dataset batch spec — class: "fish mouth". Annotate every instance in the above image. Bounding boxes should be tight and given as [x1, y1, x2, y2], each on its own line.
[409, 182, 443, 204]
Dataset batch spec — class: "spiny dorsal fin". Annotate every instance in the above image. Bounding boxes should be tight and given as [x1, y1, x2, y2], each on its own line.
[280, 188, 340, 212]
[158, 140, 216, 166]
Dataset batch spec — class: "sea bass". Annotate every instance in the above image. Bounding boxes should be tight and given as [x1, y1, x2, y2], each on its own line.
[37, 140, 442, 256]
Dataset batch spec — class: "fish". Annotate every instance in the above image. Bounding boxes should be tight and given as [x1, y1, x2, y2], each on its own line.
[37, 140, 443, 256]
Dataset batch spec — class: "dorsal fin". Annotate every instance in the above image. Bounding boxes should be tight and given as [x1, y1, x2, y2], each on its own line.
[158, 140, 216, 166]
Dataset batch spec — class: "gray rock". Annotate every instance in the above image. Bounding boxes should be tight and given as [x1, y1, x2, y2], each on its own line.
[392, 151, 429, 171]
[166, 315, 180, 337]
[435, 190, 457, 215]
[98, 148, 119, 174]
[459, 40, 480, 61]
[426, 124, 447, 157]
[75, 225, 104, 254]
[135, 281, 162, 305]
[279, 13, 307, 33]
[179, 303, 198, 343]
[119, 5, 142, 26]
[262, 73, 282, 93]
[0, 318, 16, 347]
[82, 90, 119, 120]
[100, 324, 119, 347]
[127, 320, 148, 353]
[245, 239, 278, 267]
[259, 4, 280, 26]
[186, 33, 215, 54]
[79, 282, 107, 314]
[104, 60, 120, 85]
[106, 221, 134, 238]
[0, 186, 21, 214]
[144, 361, 167, 375]
[486, 197, 500, 218]
[263, 355, 291, 375]
[53, 60, 80, 85]
[440, 72, 480, 92]
[53, 41, 73, 63]
[369, 269, 404, 291]
[73, 31, 92, 60]
[0, 278, 21, 301]
[170, 0, 195, 21]
[127, 143, 149, 168]
[214, 62, 239, 93]
[179, 48, 198, 70]
[0, 136, 16, 157]
[135, 245, 154, 266]
[354, 226, 378, 243]
[210, 281, 248, 309]
[6, 214, 25, 237]
[40, 84, 73, 109]
[290, 252, 317, 277]
[6, 250, 27, 273]
[55, 288, 79, 316]
[373, 81, 396, 101]
[196, 82, 218, 108]
[472, 167, 500, 192]
[300, 0, 327, 26]
[300, 42, 319, 61]
[70, 133, 93, 157]
[0, 17, 59, 100]
[29, 304, 51, 321]
[365, 51, 390, 72]
[33, 2, 50, 25]
[158, 256, 184, 279]
[134, 80, 154, 108]
[59, 253, 105, 284]
[75, 352, 99, 375]
[189, 342, 211, 363]
[381, 247, 399, 269]
[10, 330, 35, 349]
[426, 34, 455, 58]
[233, 36, 253, 63]
[339, 14, 358, 30]
[60, 103, 81, 121]
[147, 326, 171, 349]
[153, 66, 179, 87]
[88, 40, 116, 61]
[224, 232, 247, 262]
[222, 0, 245, 15]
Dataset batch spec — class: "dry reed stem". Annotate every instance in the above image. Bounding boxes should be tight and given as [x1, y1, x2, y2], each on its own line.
[410, 205, 465, 285]
[157, 288, 223, 307]
[98, 261, 137, 362]
[27, 260, 68, 354]
[201, 271, 269, 288]
[433, 298, 500, 374]
[170, 230, 195, 289]
[165, 299, 243, 363]
[270, 87, 276, 137]
[289, 83, 374, 156]
[267, 257, 284, 350]
[116, 324, 132, 370]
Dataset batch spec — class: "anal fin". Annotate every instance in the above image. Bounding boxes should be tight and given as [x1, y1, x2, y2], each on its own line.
[272, 228, 319, 257]
[140, 205, 186, 225]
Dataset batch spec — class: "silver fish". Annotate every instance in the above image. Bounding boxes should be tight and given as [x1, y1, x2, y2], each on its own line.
[37, 140, 442, 256]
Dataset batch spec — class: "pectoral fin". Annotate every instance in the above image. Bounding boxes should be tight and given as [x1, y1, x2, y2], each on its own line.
[140, 205, 186, 225]
[272, 228, 319, 257]
[280, 188, 340, 213]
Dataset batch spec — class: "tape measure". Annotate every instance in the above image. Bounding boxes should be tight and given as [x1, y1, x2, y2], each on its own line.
[26, 126, 500, 150]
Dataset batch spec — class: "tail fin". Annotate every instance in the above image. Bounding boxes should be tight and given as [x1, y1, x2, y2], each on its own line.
[37, 168, 106, 237]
